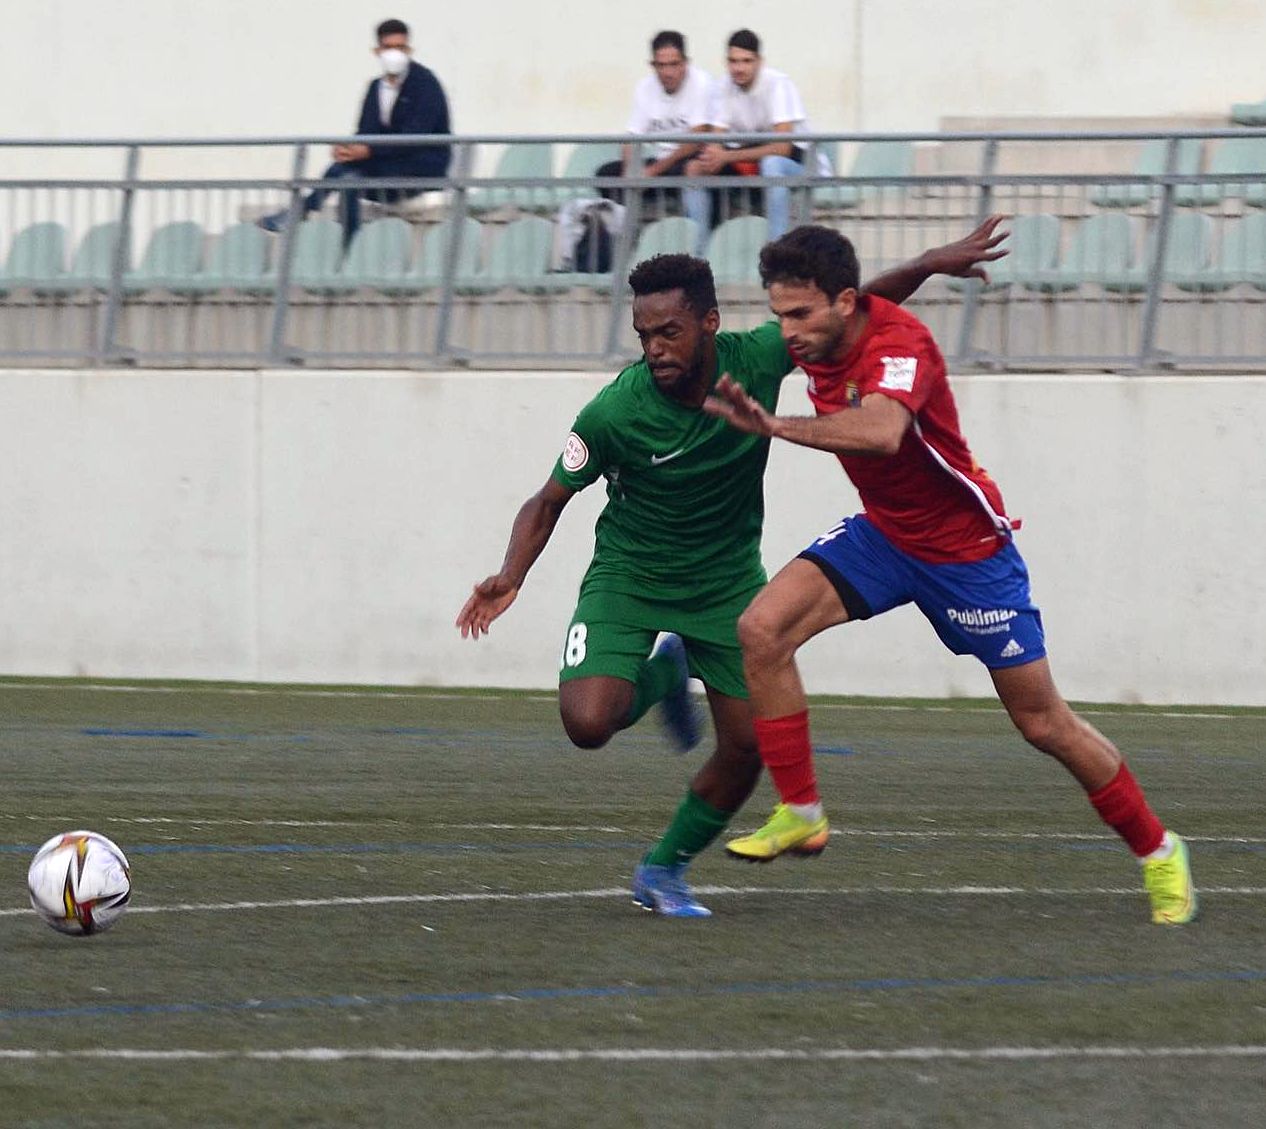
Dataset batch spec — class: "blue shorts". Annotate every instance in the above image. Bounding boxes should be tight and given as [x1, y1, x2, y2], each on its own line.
[799, 514, 1045, 669]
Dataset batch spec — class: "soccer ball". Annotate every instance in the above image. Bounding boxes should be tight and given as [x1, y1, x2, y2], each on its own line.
[27, 830, 131, 935]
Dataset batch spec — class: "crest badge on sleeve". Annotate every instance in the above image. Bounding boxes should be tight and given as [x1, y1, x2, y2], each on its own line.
[561, 432, 589, 472]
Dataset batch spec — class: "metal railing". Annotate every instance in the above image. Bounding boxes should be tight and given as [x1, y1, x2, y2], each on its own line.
[1, 129, 1265, 371]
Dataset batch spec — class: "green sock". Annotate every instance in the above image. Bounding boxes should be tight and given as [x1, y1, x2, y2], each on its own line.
[622, 649, 683, 728]
[645, 789, 731, 868]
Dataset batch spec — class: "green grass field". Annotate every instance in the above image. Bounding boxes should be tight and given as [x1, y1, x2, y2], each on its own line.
[1, 679, 1263, 1128]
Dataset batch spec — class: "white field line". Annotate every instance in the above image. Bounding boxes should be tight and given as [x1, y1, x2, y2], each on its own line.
[0, 1045, 1265, 1063]
[0, 815, 385, 829]
[0, 681, 1257, 719]
[3, 884, 1266, 920]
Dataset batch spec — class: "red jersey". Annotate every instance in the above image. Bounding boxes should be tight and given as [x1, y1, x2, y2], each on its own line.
[795, 295, 1013, 564]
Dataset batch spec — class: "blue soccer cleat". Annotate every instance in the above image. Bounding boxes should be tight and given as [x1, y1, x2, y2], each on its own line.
[631, 861, 712, 918]
[651, 633, 701, 753]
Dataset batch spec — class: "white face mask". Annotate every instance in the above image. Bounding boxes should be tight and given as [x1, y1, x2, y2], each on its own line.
[379, 48, 409, 77]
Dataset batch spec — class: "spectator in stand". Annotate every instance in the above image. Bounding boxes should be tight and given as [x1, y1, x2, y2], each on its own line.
[682, 28, 829, 251]
[258, 18, 451, 243]
[595, 31, 713, 211]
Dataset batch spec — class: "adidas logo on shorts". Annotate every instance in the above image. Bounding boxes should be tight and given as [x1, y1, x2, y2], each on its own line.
[999, 638, 1025, 660]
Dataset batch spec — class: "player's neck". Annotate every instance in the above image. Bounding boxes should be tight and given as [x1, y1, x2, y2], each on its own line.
[827, 308, 870, 365]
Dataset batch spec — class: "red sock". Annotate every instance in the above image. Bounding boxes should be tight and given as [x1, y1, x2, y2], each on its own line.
[754, 710, 818, 805]
[1087, 762, 1165, 857]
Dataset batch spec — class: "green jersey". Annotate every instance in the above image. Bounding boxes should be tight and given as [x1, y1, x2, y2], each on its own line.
[551, 321, 795, 604]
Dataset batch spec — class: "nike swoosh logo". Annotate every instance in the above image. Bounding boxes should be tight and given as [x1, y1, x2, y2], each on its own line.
[650, 449, 686, 466]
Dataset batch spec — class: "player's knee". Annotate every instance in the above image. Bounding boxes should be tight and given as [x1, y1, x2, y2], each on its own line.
[1011, 706, 1063, 754]
[559, 704, 617, 750]
[737, 603, 792, 666]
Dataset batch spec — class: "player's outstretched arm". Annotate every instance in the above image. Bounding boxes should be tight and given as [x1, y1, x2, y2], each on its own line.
[704, 376, 911, 458]
[861, 215, 1010, 306]
[456, 478, 575, 639]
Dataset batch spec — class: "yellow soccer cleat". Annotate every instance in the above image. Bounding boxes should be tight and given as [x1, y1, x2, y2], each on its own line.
[725, 803, 830, 863]
[1141, 833, 1197, 925]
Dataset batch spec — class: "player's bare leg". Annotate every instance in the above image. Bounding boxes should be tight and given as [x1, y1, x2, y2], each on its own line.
[558, 675, 635, 749]
[726, 560, 851, 861]
[992, 657, 1196, 924]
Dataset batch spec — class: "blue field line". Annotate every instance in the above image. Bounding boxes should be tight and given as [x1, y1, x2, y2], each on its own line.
[0, 841, 647, 856]
[2, 967, 1263, 1023]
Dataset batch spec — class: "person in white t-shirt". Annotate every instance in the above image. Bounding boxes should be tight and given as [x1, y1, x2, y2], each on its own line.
[596, 31, 712, 210]
[683, 28, 829, 251]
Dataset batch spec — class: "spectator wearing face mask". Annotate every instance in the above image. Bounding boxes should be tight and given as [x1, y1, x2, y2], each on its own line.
[258, 17, 451, 242]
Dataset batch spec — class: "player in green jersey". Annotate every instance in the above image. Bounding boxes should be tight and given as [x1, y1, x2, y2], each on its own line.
[456, 219, 1007, 916]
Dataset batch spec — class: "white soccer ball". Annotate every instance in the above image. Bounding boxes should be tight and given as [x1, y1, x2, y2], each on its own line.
[27, 830, 131, 936]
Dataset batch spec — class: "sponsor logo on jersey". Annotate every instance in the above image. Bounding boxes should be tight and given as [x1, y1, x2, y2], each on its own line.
[561, 432, 589, 472]
[879, 356, 918, 393]
[946, 606, 1019, 636]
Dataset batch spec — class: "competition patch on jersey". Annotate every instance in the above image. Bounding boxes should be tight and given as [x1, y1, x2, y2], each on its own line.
[561, 432, 589, 472]
[878, 356, 918, 392]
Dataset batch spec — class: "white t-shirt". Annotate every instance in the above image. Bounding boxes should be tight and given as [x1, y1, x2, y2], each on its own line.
[708, 65, 831, 173]
[377, 76, 403, 126]
[626, 65, 713, 160]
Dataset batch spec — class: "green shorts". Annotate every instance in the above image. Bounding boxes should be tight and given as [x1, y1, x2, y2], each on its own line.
[557, 584, 762, 700]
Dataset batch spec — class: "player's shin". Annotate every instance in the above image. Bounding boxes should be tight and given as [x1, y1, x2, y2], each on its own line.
[1086, 761, 1166, 857]
[644, 789, 731, 868]
[754, 710, 820, 811]
[622, 645, 685, 728]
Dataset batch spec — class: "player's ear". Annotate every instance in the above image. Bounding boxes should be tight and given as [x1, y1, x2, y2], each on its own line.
[702, 308, 721, 334]
[834, 288, 858, 318]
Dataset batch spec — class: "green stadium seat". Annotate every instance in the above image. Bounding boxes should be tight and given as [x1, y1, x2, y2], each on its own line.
[385, 216, 483, 293]
[1101, 212, 1214, 293]
[1090, 138, 1202, 208]
[320, 217, 413, 293]
[1022, 213, 1136, 294]
[123, 221, 204, 292]
[1174, 137, 1266, 206]
[283, 219, 346, 293]
[1172, 213, 1266, 293]
[36, 222, 123, 294]
[706, 215, 767, 285]
[0, 222, 68, 294]
[543, 215, 704, 294]
[467, 143, 557, 215]
[948, 213, 1061, 292]
[167, 223, 271, 295]
[812, 141, 913, 210]
[554, 142, 624, 204]
[455, 215, 557, 294]
[1230, 100, 1266, 126]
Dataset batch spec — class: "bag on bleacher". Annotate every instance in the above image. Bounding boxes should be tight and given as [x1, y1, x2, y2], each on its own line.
[553, 197, 626, 272]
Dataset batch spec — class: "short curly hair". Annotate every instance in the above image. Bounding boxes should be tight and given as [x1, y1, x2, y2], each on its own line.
[628, 254, 718, 317]
[759, 225, 861, 300]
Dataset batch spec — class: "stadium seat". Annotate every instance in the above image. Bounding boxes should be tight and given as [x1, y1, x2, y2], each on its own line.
[0, 222, 68, 293]
[123, 221, 204, 292]
[283, 219, 346, 292]
[321, 217, 413, 292]
[385, 216, 483, 292]
[1021, 213, 1136, 294]
[706, 215, 767, 285]
[1230, 99, 1266, 127]
[948, 213, 1061, 292]
[467, 143, 557, 215]
[812, 141, 913, 210]
[1090, 138, 1202, 208]
[35, 221, 123, 294]
[554, 142, 624, 203]
[167, 222, 271, 295]
[1100, 212, 1214, 293]
[1172, 213, 1266, 293]
[543, 215, 704, 295]
[454, 215, 556, 294]
[1174, 137, 1266, 206]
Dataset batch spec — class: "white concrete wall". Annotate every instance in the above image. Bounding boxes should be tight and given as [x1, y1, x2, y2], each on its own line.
[1, 368, 1263, 704]
[2, 1, 1263, 176]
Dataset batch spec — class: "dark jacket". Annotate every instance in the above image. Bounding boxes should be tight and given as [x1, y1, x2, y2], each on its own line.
[356, 60, 452, 178]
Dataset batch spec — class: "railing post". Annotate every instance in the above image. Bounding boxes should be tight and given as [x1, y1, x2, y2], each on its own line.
[602, 140, 642, 365]
[953, 138, 998, 368]
[266, 143, 308, 365]
[98, 144, 139, 365]
[434, 141, 473, 364]
[1138, 136, 1179, 369]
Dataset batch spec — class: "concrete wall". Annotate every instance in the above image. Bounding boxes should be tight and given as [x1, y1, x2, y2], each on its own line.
[2, 1, 1264, 177]
[1, 368, 1263, 704]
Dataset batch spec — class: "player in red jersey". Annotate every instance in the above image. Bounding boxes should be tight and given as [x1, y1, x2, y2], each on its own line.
[703, 224, 1196, 925]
